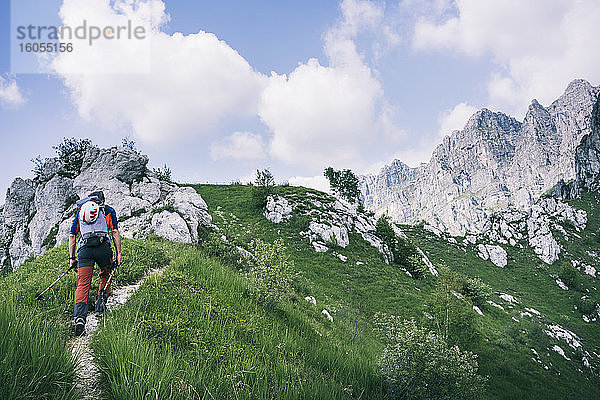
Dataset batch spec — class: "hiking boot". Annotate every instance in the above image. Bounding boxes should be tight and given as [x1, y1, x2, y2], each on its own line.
[95, 295, 107, 314]
[74, 318, 86, 336]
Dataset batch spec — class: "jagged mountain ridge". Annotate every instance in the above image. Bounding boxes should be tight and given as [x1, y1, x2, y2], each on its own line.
[361, 79, 600, 235]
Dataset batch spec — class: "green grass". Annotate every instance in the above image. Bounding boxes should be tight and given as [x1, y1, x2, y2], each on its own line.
[0, 237, 169, 400]
[94, 244, 385, 399]
[0, 299, 78, 400]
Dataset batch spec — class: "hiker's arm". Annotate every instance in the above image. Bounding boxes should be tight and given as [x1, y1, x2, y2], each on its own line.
[112, 230, 122, 265]
[69, 235, 77, 268]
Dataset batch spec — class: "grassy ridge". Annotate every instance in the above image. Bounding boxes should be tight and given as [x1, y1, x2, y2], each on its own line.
[94, 244, 385, 399]
[0, 238, 169, 400]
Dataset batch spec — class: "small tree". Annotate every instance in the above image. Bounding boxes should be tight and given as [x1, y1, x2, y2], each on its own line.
[53, 137, 95, 177]
[324, 167, 361, 204]
[427, 267, 478, 348]
[376, 215, 426, 278]
[31, 155, 47, 179]
[153, 164, 172, 182]
[254, 168, 275, 188]
[252, 168, 275, 208]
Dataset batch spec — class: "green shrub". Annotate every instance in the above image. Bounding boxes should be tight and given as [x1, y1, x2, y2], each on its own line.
[406, 254, 427, 279]
[246, 238, 294, 305]
[153, 164, 172, 182]
[461, 277, 493, 306]
[31, 155, 46, 179]
[577, 296, 598, 316]
[375, 215, 425, 278]
[200, 229, 246, 270]
[53, 137, 95, 177]
[559, 264, 578, 289]
[427, 267, 478, 348]
[375, 316, 486, 400]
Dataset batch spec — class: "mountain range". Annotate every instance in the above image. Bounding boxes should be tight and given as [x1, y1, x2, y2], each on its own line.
[360, 79, 600, 236]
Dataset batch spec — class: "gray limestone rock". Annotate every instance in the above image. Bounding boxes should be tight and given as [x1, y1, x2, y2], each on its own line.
[3, 178, 35, 228]
[264, 195, 292, 223]
[477, 244, 507, 267]
[151, 210, 192, 243]
[169, 186, 212, 242]
[28, 175, 76, 255]
[575, 94, 600, 192]
[0, 146, 211, 269]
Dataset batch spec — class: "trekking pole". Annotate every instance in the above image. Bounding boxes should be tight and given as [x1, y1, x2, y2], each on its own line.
[35, 262, 76, 301]
[100, 261, 118, 297]
[99, 260, 119, 311]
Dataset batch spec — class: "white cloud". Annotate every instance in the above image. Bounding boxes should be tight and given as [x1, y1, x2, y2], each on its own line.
[413, 0, 600, 114]
[438, 102, 478, 137]
[260, 58, 382, 170]
[259, 0, 400, 172]
[0, 75, 26, 109]
[52, 0, 266, 144]
[288, 175, 331, 193]
[210, 131, 266, 161]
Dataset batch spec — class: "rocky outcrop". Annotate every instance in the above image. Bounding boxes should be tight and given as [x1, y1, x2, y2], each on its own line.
[361, 80, 599, 236]
[477, 244, 507, 267]
[264, 195, 292, 223]
[481, 196, 586, 264]
[263, 193, 393, 263]
[0, 146, 212, 269]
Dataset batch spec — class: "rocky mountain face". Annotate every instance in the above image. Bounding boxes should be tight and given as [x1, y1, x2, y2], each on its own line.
[575, 92, 600, 192]
[361, 79, 600, 236]
[0, 146, 212, 269]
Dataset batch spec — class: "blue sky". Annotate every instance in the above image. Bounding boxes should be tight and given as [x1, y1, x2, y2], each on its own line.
[1, 0, 599, 198]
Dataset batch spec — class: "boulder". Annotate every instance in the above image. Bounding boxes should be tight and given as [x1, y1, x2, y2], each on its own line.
[151, 211, 192, 243]
[264, 195, 292, 223]
[169, 186, 212, 242]
[131, 177, 162, 204]
[3, 178, 35, 227]
[308, 222, 349, 248]
[477, 244, 507, 267]
[77, 147, 148, 187]
[28, 175, 76, 255]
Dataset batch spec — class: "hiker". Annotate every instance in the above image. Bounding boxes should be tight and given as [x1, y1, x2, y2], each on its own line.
[69, 190, 122, 336]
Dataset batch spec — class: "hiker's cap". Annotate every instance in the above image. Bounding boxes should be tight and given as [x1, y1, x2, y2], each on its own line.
[89, 190, 105, 204]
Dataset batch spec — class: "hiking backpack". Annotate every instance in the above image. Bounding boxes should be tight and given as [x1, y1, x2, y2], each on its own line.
[76, 195, 110, 247]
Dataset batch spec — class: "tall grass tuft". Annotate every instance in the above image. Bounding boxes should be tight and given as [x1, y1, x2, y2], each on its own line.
[0, 300, 78, 400]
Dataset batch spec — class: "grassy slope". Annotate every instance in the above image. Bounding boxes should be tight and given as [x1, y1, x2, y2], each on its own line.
[0, 238, 168, 400]
[93, 242, 384, 399]
[192, 184, 600, 400]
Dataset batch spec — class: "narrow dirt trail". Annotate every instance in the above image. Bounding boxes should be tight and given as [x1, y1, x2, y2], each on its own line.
[68, 267, 166, 400]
